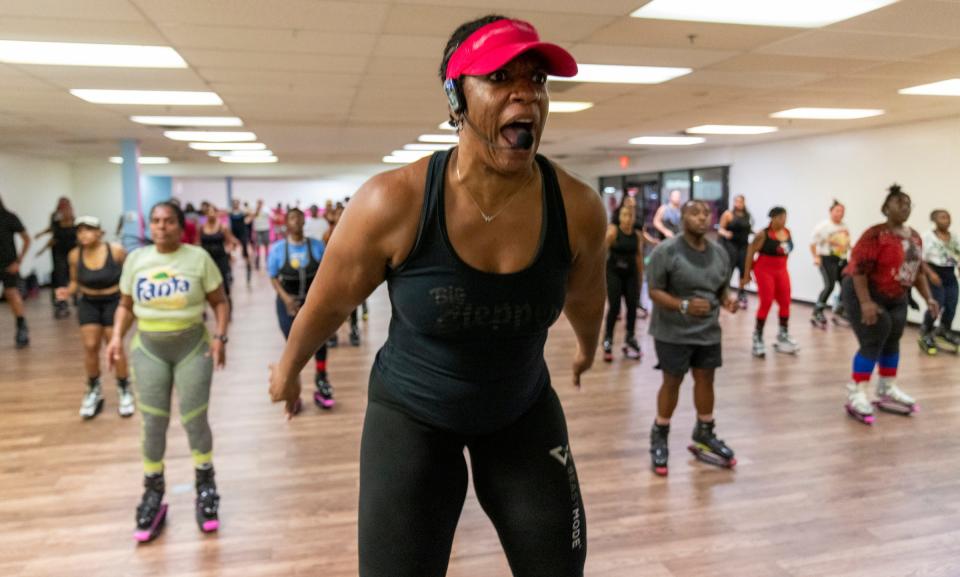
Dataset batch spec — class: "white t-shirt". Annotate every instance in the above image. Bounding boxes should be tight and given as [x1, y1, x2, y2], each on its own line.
[303, 215, 328, 241]
[252, 210, 270, 232]
[923, 230, 960, 268]
[810, 220, 851, 258]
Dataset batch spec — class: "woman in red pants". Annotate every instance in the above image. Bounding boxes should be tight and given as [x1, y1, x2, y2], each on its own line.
[742, 206, 798, 357]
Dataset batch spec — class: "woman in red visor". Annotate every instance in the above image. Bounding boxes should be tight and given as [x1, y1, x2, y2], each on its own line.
[269, 14, 605, 577]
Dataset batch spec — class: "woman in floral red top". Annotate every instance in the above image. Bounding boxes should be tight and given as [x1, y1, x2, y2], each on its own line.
[841, 184, 939, 424]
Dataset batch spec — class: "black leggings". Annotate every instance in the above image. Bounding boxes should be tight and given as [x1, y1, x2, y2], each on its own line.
[816, 256, 846, 312]
[605, 264, 638, 340]
[358, 384, 586, 577]
[841, 277, 907, 360]
[722, 240, 748, 295]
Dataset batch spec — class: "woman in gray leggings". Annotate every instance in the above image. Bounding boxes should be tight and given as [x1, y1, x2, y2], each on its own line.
[106, 201, 230, 543]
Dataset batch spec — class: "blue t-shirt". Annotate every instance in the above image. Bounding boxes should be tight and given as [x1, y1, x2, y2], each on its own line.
[267, 238, 325, 278]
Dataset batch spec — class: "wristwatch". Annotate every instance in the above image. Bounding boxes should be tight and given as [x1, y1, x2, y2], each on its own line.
[679, 299, 690, 315]
[213, 334, 229, 344]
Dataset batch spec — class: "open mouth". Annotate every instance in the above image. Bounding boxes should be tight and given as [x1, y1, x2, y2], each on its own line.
[500, 120, 535, 148]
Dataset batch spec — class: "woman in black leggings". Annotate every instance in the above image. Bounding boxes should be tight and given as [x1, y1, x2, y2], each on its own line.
[809, 200, 851, 327]
[718, 194, 752, 308]
[270, 15, 605, 577]
[602, 201, 643, 361]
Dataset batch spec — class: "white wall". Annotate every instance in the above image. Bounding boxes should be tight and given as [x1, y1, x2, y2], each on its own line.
[0, 152, 74, 282]
[173, 177, 370, 211]
[71, 162, 124, 243]
[571, 115, 960, 325]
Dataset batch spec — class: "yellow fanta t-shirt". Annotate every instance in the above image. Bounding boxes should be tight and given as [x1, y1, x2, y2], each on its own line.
[120, 244, 223, 332]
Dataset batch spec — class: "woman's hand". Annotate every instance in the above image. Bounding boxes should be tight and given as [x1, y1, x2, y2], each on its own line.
[572, 343, 593, 389]
[206, 339, 226, 369]
[860, 300, 879, 326]
[927, 298, 941, 321]
[269, 363, 302, 419]
[105, 337, 124, 371]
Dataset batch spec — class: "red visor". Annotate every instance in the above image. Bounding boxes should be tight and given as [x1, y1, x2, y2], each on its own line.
[445, 19, 578, 81]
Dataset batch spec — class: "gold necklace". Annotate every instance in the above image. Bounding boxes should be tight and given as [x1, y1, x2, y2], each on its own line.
[455, 157, 533, 224]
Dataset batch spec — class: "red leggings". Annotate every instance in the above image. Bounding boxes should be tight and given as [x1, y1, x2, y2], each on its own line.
[754, 254, 791, 321]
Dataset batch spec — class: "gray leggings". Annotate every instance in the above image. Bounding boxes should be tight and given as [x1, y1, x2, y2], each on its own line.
[131, 324, 213, 474]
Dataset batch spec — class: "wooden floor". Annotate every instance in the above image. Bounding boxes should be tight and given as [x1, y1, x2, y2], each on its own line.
[2, 267, 960, 577]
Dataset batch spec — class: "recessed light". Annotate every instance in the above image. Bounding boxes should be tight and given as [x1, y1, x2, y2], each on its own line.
[629, 136, 706, 146]
[770, 108, 884, 119]
[164, 131, 256, 142]
[549, 101, 594, 113]
[219, 156, 278, 164]
[71, 89, 223, 106]
[208, 150, 274, 158]
[686, 125, 779, 135]
[630, 0, 899, 28]
[404, 143, 455, 151]
[551, 64, 690, 85]
[132, 116, 242, 127]
[109, 156, 170, 164]
[188, 142, 267, 151]
[418, 134, 459, 144]
[0, 40, 186, 68]
[899, 78, 960, 96]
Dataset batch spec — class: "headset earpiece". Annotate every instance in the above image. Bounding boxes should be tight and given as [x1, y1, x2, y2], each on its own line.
[444, 78, 465, 116]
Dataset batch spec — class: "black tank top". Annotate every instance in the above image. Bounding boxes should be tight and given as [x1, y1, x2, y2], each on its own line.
[759, 227, 793, 257]
[201, 228, 228, 264]
[52, 220, 77, 257]
[727, 211, 752, 246]
[77, 244, 121, 290]
[229, 211, 247, 238]
[371, 149, 572, 435]
[276, 239, 319, 301]
[608, 227, 639, 271]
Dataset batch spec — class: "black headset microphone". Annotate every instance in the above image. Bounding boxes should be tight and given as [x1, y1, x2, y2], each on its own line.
[445, 78, 535, 151]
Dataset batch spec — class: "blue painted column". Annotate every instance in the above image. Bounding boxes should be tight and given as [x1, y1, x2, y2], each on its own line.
[141, 176, 173, 240]
[120, 139, 141, 251]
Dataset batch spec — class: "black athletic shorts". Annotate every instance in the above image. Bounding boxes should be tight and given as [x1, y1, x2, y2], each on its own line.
[654, 340, 722, 375]
[77, 293, 120, 326]
[0, 268, 16, 290]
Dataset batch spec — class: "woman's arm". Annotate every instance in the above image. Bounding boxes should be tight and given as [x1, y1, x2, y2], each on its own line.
[635, 231, 644, 277]
[205, 286, 230, 369]
[604, 223, 617, 248]
[652, 205, 672, 239]
[558, 178, 607, 388]
[106, 295, 135, 370]
[741, 234, 764, 288]
[717, 211, 733, 240]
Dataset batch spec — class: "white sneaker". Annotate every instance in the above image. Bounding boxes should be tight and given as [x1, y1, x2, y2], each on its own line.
[118, 386, 136, 418]
[774, 329, 799, 354]
[876, 377, 915, 406]
[80, 386, 103, 419]
[752, 332, 766, 358]
[846, 382, 874, 416]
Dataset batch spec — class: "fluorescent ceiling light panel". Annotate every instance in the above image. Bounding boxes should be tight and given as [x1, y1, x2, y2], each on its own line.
[686, 124, 779, 135]
[164, 130, 256, 142]
[131, 116, 242, 127]
[438, 120, 457, 130]
[109, 156, 170, 164]
[71, 89, 222, 106]
[899, 78, 960, 96]
[208, 150, 274, 158]
[628, 136, 705, 146]
[219, 156, 278, 164]
[188, 142, 266, 151]
[770, 107, 884, 119]
[0, 40, 186, 68]
[390, 150, 434, 159]
[383, 156, 414, 164]
[404, 143, 454, 151]
[551, 64, 690, 84]
[418, 134, 460, 144]
[630, 0, 899, 28]
[549, 101, 594, 113]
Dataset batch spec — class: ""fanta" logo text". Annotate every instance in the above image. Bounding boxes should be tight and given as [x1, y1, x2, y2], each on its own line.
[136, 274, 191, 303]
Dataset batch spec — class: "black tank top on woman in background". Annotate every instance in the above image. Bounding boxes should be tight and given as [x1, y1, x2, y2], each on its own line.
[200, 228, 229, 265]
[277, 239, 319, 303]
[727, 211, 752, 247]
[759, 227, 793, 257]
[608, 227, 639, 271]
[371, 149, 573, 435]
[77, 244, 121, 291]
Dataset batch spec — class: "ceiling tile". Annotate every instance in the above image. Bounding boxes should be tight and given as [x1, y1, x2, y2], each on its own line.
[759, 30, 959, 61]
[133, 0, 389, 32]
[0, 0, 144, 21]
[159, 25, 379, 55]
[584, 19, 804, 51]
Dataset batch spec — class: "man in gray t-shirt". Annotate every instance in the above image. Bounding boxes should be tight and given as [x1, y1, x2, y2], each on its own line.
[645, 200, 739, 477]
